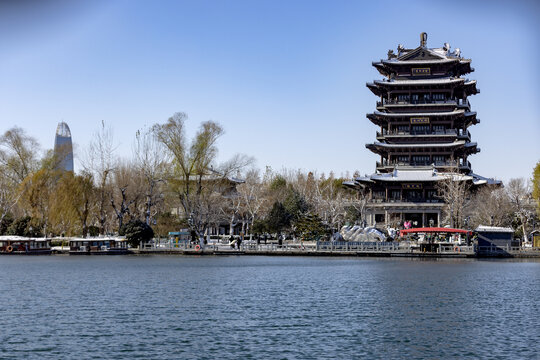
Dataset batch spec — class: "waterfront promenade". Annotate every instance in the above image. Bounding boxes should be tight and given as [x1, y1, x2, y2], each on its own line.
[3, 236, 539, 258]
[132, 240, 540, 258]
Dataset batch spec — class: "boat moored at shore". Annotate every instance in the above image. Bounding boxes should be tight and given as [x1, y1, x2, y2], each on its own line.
[69, 238, 129, 255]
[0, 236, 52, 255]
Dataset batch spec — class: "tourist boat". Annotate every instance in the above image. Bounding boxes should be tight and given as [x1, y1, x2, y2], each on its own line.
[0, 236, 52, 255]
[69, 238, 129, 255]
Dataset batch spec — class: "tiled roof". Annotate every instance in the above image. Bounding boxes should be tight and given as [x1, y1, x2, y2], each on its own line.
[354, 169, 471, 183]
[369, 140, 469, 149]
[371, 110, 465, 117]
[475, 226, 513, 233]
[373, 78, 467, 86]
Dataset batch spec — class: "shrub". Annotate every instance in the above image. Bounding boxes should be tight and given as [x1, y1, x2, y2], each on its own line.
[87, 225, 99, 237]
[121, 220, 154, 247]
[0, 214, 14, 235]
[6, 216, 43, 237]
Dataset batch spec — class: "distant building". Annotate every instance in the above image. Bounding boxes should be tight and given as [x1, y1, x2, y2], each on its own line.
[345, 33, 499, 228]
[54, 121, 74, 172]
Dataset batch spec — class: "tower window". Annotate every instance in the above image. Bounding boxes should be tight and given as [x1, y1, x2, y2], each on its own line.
[433, 155, 446, 164]
[412, 125, 429, 133]
[397, 94, 410, 102]
[412, 155, 430, 164]
[433, 125, 445, 132]
[432, 93, 446, 101]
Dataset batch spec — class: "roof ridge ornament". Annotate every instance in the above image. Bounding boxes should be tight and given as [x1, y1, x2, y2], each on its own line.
[397, 44, 404, 56]
[420, 32, 427, 47]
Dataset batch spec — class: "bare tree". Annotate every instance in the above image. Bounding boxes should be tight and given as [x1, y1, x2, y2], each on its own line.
[507, 178, 535, 242]
[318, 177, 349, 232]
[82, 121, 117, 234]
[0, 172, 21, 225]
[236, 169, 268, 239]
[436, 171, 470, 228]
[345, 189, 369, 226]
[133, 128, 167, 225]
[466, 185, 513, 229]
[110, 161, 143, 231]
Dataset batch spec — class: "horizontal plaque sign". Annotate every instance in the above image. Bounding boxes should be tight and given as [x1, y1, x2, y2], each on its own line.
[412, 67, 431, 76]
[403, 183, 422, 189]
[410, 117, 430, 124]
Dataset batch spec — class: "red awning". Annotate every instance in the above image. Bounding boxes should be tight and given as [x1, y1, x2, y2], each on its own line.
[399, 227, 472, 236]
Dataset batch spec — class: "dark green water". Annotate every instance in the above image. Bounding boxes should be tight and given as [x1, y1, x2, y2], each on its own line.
[0, 256, 538, 359]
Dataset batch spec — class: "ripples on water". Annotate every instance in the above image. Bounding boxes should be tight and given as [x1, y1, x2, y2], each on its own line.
[0, 256, 539, 359]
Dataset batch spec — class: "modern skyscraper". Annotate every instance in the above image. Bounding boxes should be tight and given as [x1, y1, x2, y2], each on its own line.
[54, 121, 74, 172]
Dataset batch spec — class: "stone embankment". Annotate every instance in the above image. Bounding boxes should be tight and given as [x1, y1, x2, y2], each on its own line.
[134, 242, 540, 258]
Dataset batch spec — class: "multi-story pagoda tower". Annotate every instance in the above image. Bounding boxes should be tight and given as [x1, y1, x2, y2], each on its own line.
[346, 33, 498, 228]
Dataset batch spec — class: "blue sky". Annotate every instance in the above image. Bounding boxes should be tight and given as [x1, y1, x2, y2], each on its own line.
[1, 0, 539, 183]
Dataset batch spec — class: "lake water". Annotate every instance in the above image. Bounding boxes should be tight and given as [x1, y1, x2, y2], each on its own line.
[0, 255, 539, 359]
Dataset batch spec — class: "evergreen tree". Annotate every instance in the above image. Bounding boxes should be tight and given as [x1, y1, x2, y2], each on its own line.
[266, 202, 290, 234]
[120, 219, 154, 247]
[295, 213, 328, 240]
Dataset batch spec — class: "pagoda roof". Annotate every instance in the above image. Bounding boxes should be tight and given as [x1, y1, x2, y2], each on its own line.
[374, 77, 466, 87]
[368, 140, 468, 149]
[370, 113, 479, 128]
[372, 34, 474, 76]
[383, 58, 471, 65]
[373, 57, 473, 77]
[366, 110, 477, 126]
[398, 46, 448, 61]
[366, 140, 479, 156]
[354, 169, 473, 183]
[370, 109, 466, 118]
[368, 78, 478, 96]
[469, 173, 502, 186]
[344, 169, 500, 189]
[381, 58, 458, 65]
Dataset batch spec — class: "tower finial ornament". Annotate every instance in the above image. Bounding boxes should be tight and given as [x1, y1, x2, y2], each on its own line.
[420, 32, 427, 47]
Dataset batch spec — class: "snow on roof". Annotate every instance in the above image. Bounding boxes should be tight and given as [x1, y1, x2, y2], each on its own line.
[372, 110, 465, 117]
[374, 78, 466, 86]
[380, 58, 458, 65]
[370, 140, 468, 149]
[470, 173, 502, 186]
[353, 170, 499, 186]
[355, 169, 472, 183]
[475, 226, 514, 233]
[68, 237, 127, 241]
[0, 236, 49, 241]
